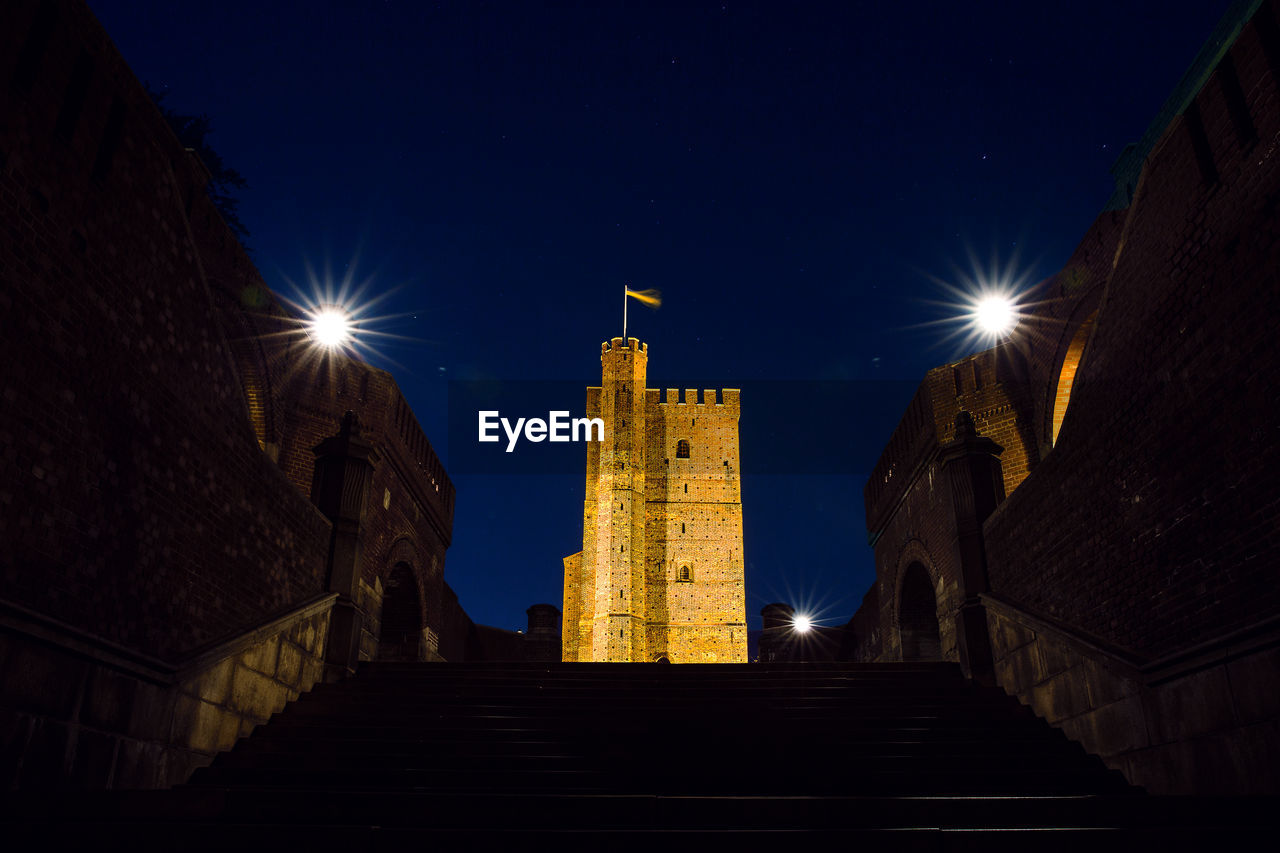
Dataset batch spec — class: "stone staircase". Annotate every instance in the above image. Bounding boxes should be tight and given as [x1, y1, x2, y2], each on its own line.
[8, 661, 1273, 848]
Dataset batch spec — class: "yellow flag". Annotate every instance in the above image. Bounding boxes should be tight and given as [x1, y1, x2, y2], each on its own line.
[624, 288, 662, 308]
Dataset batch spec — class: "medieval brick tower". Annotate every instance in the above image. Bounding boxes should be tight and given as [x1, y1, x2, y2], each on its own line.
[562, 337, 748, 663]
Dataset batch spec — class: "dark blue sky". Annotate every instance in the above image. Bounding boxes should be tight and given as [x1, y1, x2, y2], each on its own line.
[88, 0, 1231, 633]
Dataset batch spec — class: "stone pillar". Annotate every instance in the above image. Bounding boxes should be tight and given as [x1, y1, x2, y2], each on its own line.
[938, 411, 1005, 684]
[311, 411, 378, 681]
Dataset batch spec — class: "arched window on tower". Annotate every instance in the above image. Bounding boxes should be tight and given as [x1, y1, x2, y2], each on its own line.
[676, 439, 690, 458]
[677, 564, 693, 582]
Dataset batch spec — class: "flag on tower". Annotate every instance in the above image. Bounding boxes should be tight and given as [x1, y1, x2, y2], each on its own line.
[624, 287, 662, 307]
[622, 286, 661, 341]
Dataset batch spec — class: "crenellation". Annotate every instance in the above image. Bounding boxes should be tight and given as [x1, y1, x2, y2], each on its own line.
[565, 339, 746, 663]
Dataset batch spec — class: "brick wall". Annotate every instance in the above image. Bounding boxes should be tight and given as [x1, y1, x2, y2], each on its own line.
[0, 0, 472, 789]
[983, 0, 1280, 661]
[854, 0, 1280, 793]
[0, 0, 331, 660]
[273, 358, 455, 662]
[645, 385, 747, 663]
[564, 338, 747, 662]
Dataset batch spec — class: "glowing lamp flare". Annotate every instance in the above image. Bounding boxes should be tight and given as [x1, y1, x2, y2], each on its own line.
[792, 614, 813, 634]
[974, 295, 1015, 335]
[307, 305, 354, 349]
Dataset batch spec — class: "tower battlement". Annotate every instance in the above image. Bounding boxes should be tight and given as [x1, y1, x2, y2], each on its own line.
[654, 387, 742, 410]
[564, 340, 747, 664]
[602, 337, 647, 356]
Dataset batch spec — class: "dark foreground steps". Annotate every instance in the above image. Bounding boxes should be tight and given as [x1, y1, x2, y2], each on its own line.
[6, 661, 1274, 850]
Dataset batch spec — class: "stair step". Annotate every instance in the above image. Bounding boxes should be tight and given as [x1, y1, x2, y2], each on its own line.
[231, 735, 1084, 759]
[14, 661, 1269, 837]
[207, 750, 1103, 775]
[17, 790, 1280, 831]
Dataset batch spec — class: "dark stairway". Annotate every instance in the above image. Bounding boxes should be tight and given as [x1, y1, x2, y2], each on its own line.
[11, 661, 1274, 849]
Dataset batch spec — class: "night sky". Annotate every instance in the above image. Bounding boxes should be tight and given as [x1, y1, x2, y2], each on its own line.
[87, 0, 1231, 634]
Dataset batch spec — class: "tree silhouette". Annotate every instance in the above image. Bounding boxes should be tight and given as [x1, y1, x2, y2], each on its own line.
[146, 84, 250, 240]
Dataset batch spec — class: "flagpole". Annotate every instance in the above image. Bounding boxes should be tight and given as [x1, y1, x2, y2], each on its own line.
[623, 285, 627, 342]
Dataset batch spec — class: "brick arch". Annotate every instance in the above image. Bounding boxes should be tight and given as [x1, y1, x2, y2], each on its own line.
[377, 536, 430, 649]
[208, 279, 283, 453]
[383, 536, 426, 594]
[377, 561, 424, 662]
[231, 337, 278, 449]
[374, 537, 429, 659]
[1050, 308, 1100, 447]
[891, 541, 943, 661]
[1039, 282, 1103, 451]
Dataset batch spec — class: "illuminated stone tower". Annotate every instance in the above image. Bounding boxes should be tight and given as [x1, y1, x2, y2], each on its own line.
[563, 337, 747, 663]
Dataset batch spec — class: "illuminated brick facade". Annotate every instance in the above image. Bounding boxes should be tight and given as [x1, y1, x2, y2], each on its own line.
[562, 338, 747, 663]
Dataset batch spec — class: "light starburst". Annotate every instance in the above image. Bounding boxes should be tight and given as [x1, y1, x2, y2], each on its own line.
[306, 304, 355, 351]
[226, 253, 436, 405]
[272, 254, 427, 372]
[973, 294, 1016, 336]
[908, 248, 1045, 357]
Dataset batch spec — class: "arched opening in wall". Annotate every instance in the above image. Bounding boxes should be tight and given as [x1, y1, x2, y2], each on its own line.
[234, 350, 272, 449]
[899, 562, 941, 661]
[1051, 310, 1098, 446]
[377, 562, 424, 662]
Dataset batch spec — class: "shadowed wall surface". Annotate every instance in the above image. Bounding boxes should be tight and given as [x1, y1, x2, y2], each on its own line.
[0, 0, 475, 788]
[852, 0, 1280, 794]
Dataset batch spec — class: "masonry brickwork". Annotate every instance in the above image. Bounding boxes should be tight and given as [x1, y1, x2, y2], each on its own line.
[0, 0, 497, 789]
[563, 338, 747, 663]
[850, 0, 1280, 794]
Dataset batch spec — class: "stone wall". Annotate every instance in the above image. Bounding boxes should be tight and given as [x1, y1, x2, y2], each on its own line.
[985, 596, 1280, 794]
[0, 594, 333, 789]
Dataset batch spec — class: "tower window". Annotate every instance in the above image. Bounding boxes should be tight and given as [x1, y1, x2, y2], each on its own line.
[676, 440, 690, 458]
[677, 564, 693, 582]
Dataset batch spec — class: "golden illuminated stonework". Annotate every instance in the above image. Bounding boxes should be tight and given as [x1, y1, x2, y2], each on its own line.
[562, 337, 747, 663]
